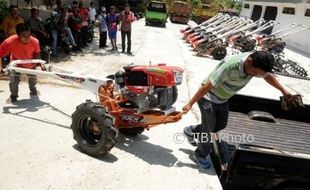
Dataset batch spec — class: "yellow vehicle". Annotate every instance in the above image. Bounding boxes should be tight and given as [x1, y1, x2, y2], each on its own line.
[192, 1, 220, 24]
[169, 1, 192, 24]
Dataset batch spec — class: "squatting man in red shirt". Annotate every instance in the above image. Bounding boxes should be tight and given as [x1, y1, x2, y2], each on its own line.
[0, 23, 41, 102]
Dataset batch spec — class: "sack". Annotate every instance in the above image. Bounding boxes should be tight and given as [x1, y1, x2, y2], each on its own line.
[280, 94, 304, 110]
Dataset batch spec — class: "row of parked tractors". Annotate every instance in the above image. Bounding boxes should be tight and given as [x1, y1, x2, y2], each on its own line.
[180, 13, 309, 78]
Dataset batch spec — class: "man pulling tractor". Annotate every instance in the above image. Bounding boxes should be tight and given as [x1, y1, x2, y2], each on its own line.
[4, 60, 184, 156]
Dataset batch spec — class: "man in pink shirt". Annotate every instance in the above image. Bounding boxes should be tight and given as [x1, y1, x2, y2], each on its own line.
[0, 23, 41, 102]
[120, 4, 135, 54]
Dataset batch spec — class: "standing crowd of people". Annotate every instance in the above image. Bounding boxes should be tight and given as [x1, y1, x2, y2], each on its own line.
[0, 1, 136, 103]
[97, 3, 135, 53]
[0, 1, 136, 58]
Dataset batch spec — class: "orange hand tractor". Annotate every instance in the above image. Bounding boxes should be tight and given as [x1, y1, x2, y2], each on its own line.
[4, 60, 184, 156]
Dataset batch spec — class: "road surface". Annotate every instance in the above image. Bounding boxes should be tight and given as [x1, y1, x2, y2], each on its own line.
[0, 19, 223, 190]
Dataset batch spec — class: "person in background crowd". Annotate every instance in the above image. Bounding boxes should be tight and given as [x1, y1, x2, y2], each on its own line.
[119, 3, 135, 54]
[98, 7, 108, 48]
[54, 0, 63, 14]
[50, 10, 60, 57]
[89, 2, 97, 24]
[106, 6, 119, 51]
[27, 8, 50, 48]
[68, 1, 83, 50]
[55, 7, 78, 49]
[1, 5, 24, 38]
[0, 23, 41, 102]
[78, 0, 89, 47]
[0, 5, 24, 69]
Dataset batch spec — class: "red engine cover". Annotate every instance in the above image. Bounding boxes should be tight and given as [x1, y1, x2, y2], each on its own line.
[126, 86, 150, 94]
[129, 64, 184, 86]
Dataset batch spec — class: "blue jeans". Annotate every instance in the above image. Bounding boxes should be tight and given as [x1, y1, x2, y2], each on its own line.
[192, 98, 229, 158]
[51, 29, 58, 55]
[66, 27, 75, 44]
[62, 27, 76, 45]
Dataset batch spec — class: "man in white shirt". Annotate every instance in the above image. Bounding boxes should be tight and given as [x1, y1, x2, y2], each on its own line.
[89, 2, 97, 24]
[98, 7, 108, 48]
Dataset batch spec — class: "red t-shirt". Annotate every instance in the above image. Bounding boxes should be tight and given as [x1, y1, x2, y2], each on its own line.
[79, 8, 89, 27]
[0, 34, 40, 69]
[79, 8, 89, 21]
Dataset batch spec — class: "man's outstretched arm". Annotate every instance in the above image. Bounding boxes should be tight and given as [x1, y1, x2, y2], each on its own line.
[264, 74, 291, 95]
[182, 80, 213, 113]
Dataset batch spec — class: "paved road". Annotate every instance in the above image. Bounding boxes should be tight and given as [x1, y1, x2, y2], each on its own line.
[0, 19, 223, 190]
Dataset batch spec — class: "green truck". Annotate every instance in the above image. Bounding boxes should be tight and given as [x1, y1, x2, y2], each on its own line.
[145, 1, 168, 27]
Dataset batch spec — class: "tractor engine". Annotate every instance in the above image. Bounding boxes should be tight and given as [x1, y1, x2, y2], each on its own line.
[114, 64, 183, 112]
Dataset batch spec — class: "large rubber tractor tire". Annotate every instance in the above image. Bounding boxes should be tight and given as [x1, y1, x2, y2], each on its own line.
[212, 46, 227, 60]
[71, 101, 118, 156]
[119, 127, 145, 136]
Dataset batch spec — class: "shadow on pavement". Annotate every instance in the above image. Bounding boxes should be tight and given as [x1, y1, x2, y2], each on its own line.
[50, 54, 73, 64]
[2, 95, 71, 129]
[114, 133, 178, 167]
[72, 144, 118, 163]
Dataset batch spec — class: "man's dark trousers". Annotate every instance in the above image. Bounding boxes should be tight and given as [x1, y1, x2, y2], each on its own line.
[121, 31, 131, 53]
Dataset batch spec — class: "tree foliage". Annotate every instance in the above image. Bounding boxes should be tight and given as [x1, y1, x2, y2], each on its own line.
[218, 0, 242, 11]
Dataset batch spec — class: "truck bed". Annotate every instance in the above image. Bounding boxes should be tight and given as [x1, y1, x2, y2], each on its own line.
[222, 111, 310, 161]
[212, 95, 310, 189]
[221, 94, 310, 162]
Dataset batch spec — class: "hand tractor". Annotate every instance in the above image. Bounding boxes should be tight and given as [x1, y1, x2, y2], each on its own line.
[229, 20, 276, 52]
[4, 60, 184, 156]
[187, 16, 240, 45]
[180, 13, 228, 39]
[194, 18, 263, 60]
[185, 15, 233, 43]
[255, 23, 309, 53]
[191, 17, 249, 48]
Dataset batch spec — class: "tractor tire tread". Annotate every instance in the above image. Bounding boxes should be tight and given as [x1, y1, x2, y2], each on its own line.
[71, 101, 118, 156]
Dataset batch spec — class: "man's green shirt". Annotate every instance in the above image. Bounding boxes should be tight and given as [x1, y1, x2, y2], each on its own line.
[203, 53, 252, 103]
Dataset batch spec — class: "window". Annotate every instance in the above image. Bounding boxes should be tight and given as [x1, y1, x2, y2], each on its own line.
[244, 4, 250, 9]
[148, 2, 166, 13]
[305, 9, 310, 17]
[283, 7, 295, 15]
